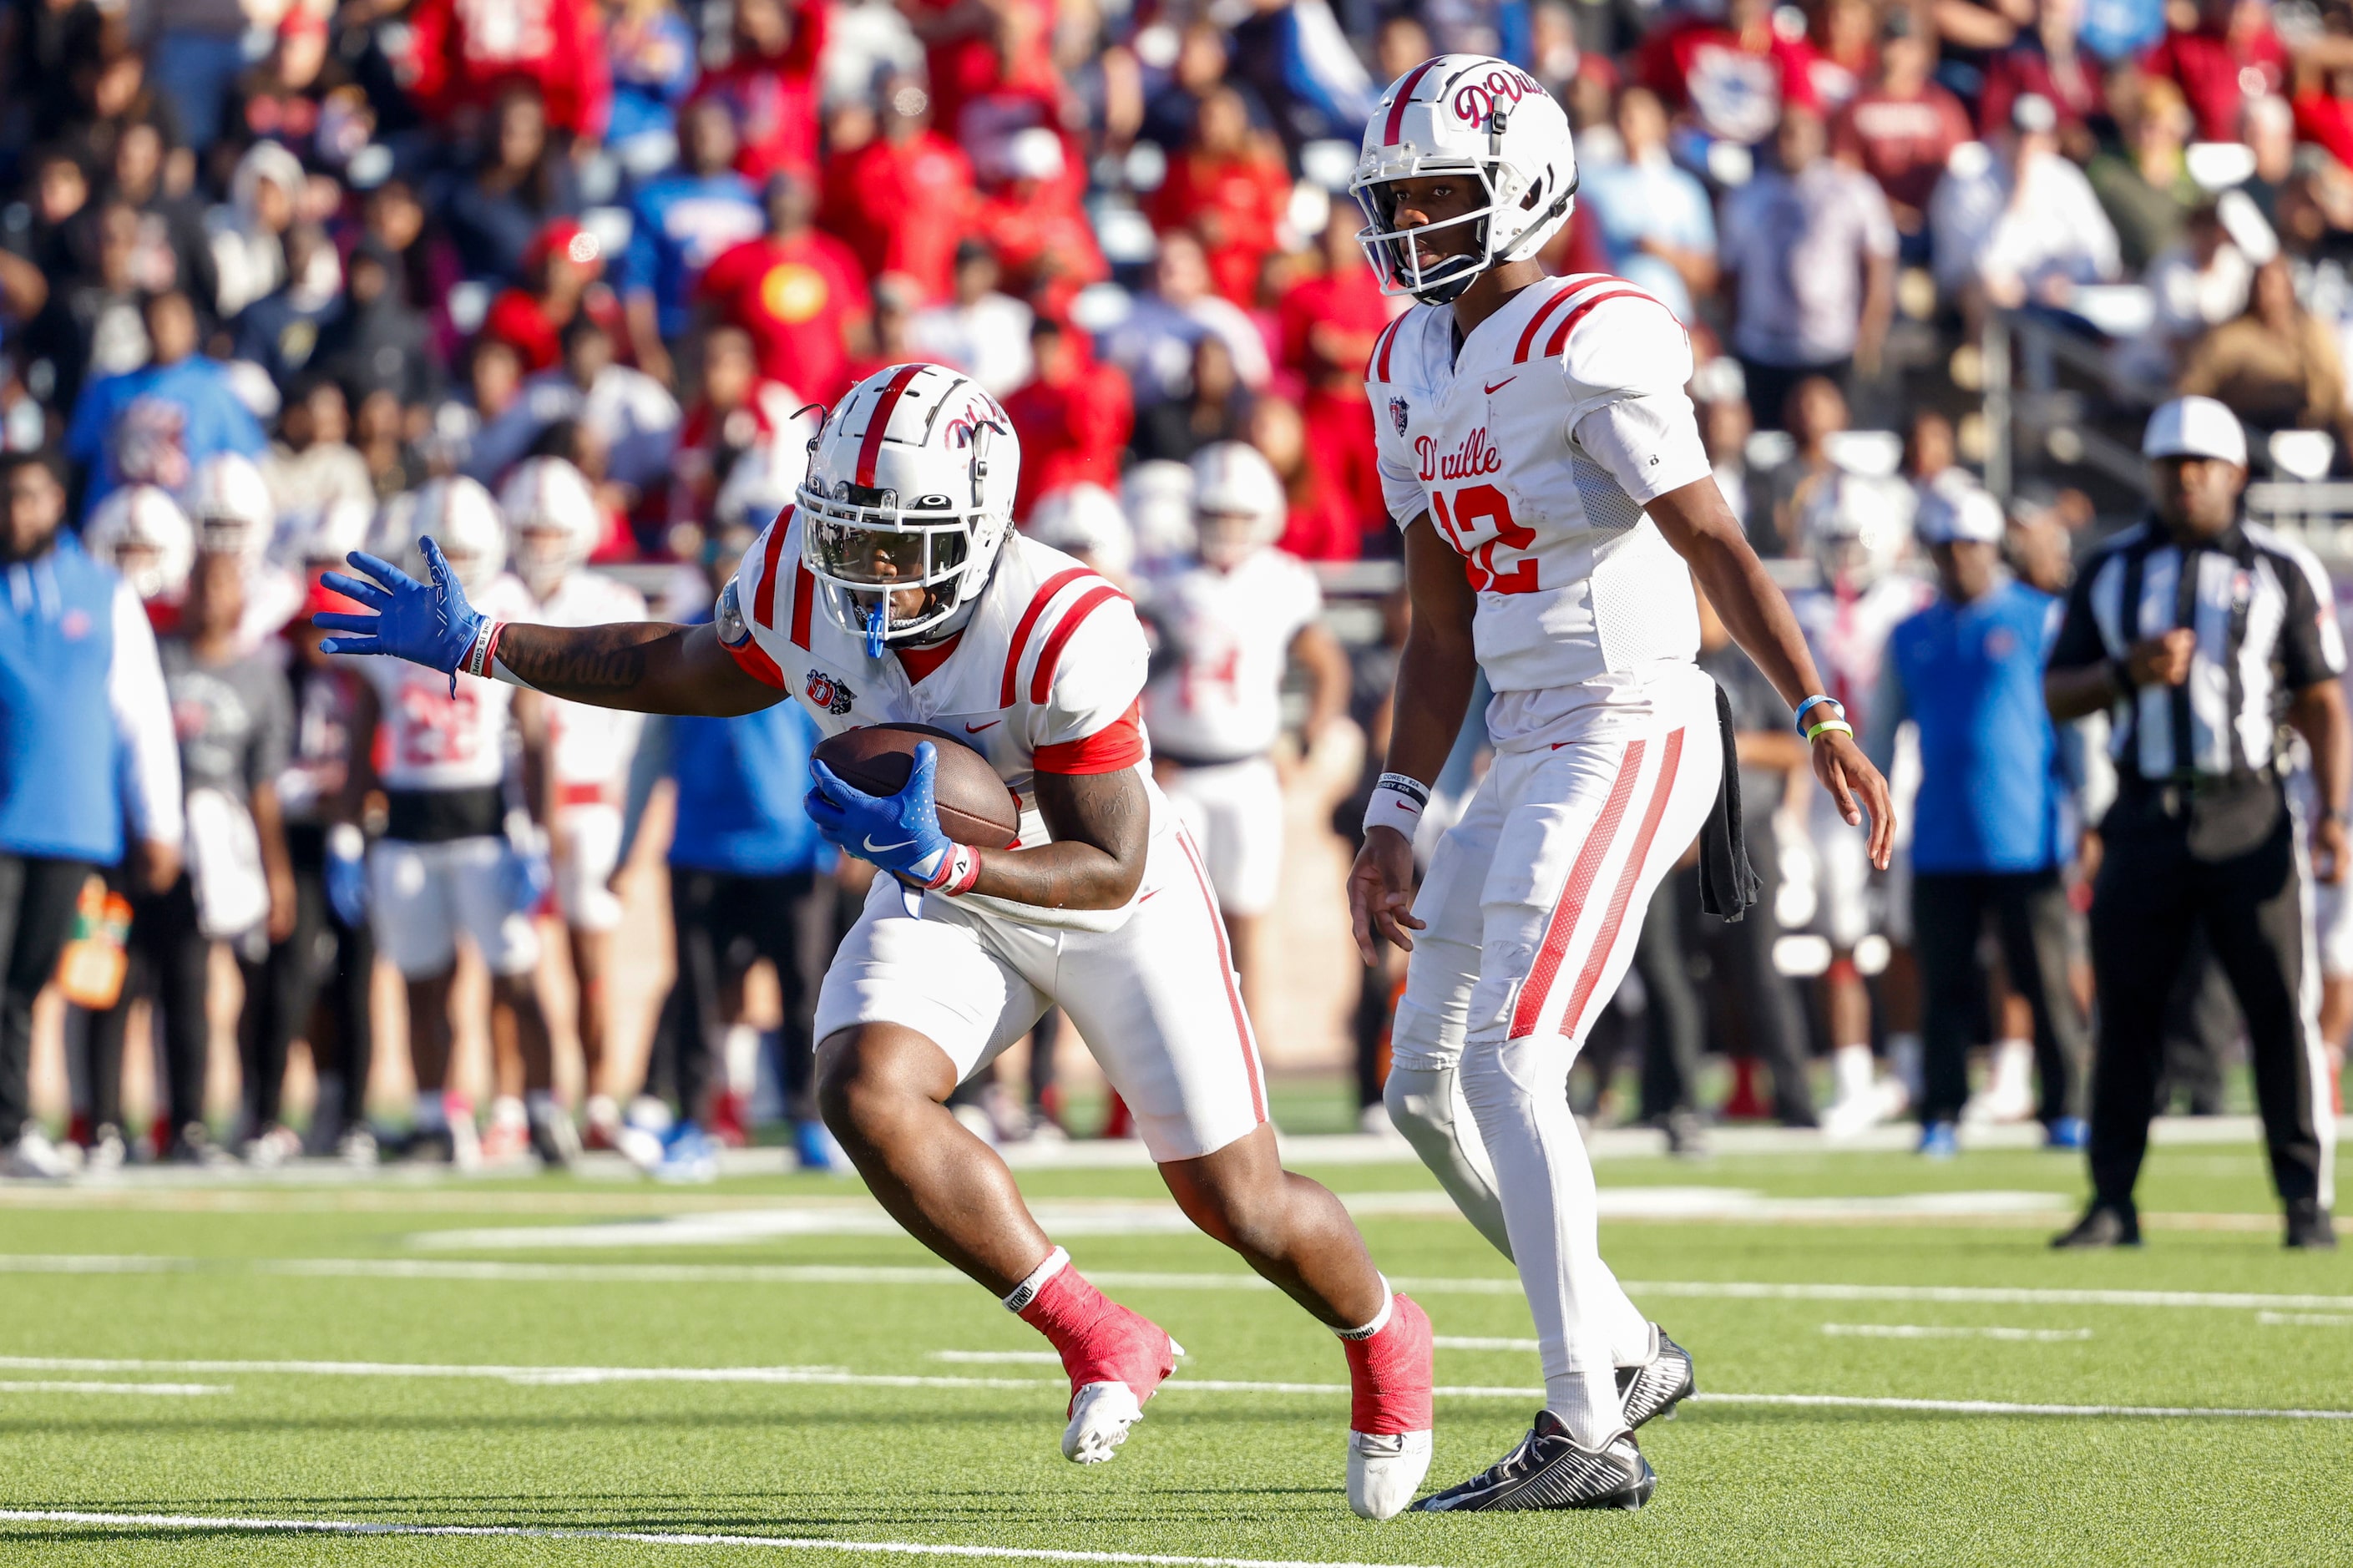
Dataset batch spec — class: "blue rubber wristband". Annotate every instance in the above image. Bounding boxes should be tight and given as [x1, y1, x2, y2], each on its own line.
[1793, 695, 1842, 733]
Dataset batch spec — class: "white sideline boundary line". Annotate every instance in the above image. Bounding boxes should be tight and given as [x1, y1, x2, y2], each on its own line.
[1820, 1324, 2093, 1343]
[8, 1253, 2353, 1314]
[0, 1358, 2345, 1420]
[0, 1510, 1443, 1567]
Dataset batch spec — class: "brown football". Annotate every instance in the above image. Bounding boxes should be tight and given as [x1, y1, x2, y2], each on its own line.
[811, 723, 1023, 849]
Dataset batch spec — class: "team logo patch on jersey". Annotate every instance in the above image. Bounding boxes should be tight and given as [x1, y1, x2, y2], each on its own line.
[806, 669, 857, 716]
[1389, 397, 1409, 435]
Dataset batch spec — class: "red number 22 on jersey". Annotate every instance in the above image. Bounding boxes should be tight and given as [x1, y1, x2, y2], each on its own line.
[1429, 483, 1539, 594]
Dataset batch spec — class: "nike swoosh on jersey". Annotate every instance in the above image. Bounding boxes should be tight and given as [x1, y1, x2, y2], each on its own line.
[863, 836, 918, 853]
[1484, 377, 1517, 394]
[965, 721, 1000, 732]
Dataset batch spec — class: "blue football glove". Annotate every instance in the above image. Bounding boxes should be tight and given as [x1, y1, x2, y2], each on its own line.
[325, 824, 370, 928]
[502, 812, 554, 916]
[806, 743, 954, 883]
[313, 539, 488, 693]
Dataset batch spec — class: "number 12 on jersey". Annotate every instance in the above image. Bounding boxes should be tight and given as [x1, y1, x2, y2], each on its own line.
[1430, 484, 1539, 594]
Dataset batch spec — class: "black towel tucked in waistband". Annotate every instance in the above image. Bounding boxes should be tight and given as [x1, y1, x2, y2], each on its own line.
[1697, 680, 1759, 921]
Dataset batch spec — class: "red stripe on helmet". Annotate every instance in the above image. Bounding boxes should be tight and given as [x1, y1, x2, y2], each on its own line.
[1384, 60, 1440, 146]
[854, 364, 926, 488]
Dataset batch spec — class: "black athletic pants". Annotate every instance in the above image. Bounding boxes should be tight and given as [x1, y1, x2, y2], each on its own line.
[249, 825, 374, 1132]
[84, 873, 257, 1136]
[1637, 879, 1706, 1120]
[0, 853, 94, 1136]
[1691, 833, 1819, 1126]
[1912, 869, 2087, 1126]
[2088, 780, 2330, 1209]
[647, 867, 831, 1123]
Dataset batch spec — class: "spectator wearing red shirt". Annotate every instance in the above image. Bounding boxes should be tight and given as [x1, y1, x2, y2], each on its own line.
[820, 76, 978, 304]
[1977, 0, 2104, 137]
[1003, 316, 1132, 519]
[974, 129, 1108, 321]
[1148, 87, 1294, 307]
[669, 326, 805, 544]
[2141, 0, 2289, 144]
[1251, 397, 1354, 561]
[482, 219, 626, 374]
[898, 0, 1060, 145]
[1833, 14, 1973, 243]
[1639, 0, 1824, 146]
[1278, 210, 1390, 553]
[402, 0, 613, 142]
[687, 0, 827, 183]
[696, 173, 872, 406]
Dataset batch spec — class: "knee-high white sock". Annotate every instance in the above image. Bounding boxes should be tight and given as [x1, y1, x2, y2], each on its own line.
[1384, 1064, 1515, 1259]
[1459, 1029, 1652, 1398]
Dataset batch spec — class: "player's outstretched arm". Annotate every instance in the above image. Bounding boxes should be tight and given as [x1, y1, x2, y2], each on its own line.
[1347, 513, 1478, 962]
[316, 544, 780, 718]
[1645, 476, 1896, 869]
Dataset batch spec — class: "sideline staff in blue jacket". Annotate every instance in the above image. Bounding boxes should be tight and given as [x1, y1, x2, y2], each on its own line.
[1875, 478, 2089, 1156]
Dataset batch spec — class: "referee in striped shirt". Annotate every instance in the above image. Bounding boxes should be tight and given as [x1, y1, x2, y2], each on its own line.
[2045, 397, 2347, 1251]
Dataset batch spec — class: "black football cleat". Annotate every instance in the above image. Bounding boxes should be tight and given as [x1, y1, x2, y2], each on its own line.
[1411, 1411, 1656, 1512]
[1617, 1324, 1696, 1429]
[2285, 1201, 2338, 1251]
[2050, 1201, 2141, 1249]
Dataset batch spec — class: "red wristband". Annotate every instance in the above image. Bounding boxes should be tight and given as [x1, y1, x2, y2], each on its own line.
[461, 620, 505, 680]
[923, 843, 983, 895]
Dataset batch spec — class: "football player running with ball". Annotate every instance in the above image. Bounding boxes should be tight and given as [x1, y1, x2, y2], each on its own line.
[1345, 56, 1895, 1510]
[311, 362, 1438, 1520]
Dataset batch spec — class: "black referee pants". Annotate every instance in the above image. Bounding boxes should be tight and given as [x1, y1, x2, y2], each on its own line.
[646, 867, 832, 1124]
[2088, 782, 2331, 1211]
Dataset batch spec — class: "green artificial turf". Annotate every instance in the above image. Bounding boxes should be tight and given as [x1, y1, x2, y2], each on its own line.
[0, 1141, 2346, 1565]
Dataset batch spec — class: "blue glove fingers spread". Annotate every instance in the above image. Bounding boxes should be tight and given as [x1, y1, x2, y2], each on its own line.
[311, 611, 381, 634]
[318, 572, 393, 609]
[316, 636, 384, 655]
[343, 551, 416, 589]
[418, 535, 457, 592]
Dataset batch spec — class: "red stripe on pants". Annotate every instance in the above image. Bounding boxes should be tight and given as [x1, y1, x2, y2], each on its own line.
[1173, 830, 1268, 1124]
[1553, 727, 1688, 1044]
[1507, 740, 1645, 1040]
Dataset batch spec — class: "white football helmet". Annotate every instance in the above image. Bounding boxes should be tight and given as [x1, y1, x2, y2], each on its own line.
[382, 476, 509, 596]
[1803, 470, 1917, 591]
[1025, 483, 1135, 580]
[181, 452, 276, 559]
[797, 362, 1018, 654]
[1120, 459, 1197, 572]
[300, 495, 376, 567]
[1351, 54, 1578, 304]
[86, 484, 195, 602]
[498, 456, 602, 598]
[1189, 443, 1286, 569]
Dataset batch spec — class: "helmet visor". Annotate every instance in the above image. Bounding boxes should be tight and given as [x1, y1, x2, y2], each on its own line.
[805, 513, 969, 589]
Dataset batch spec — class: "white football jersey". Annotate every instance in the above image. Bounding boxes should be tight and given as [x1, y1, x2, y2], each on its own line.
[1789, 573, 1937, 743]
[1369, 273, 1715, 750]
[533, 569, 649, 792]
[719, 509, 1173, 932]
[365, 573, 537, 793]
[1141, 548, 1323, 763]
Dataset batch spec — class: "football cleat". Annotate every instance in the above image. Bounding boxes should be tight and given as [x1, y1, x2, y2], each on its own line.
[529, 1102, 581, 1169]
[1056, 1307, 1180, 1464]
[2051, 1201, 2140, 1249]
[2285, 1201, 2337, 1251]
[1412, 1412, 1656, 1512]
[1344, 1292, 1435, 1519]
[1616, 1324, 1696, 1430]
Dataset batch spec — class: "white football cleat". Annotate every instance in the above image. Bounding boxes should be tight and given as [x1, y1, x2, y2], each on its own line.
[1064, 1379, 1146, 1464]
[1349, 1429, 1434, 1520]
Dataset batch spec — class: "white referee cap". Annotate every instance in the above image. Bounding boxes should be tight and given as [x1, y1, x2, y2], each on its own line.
[1915, 474, 2006, 545]
[2143, 396, 2249, 468]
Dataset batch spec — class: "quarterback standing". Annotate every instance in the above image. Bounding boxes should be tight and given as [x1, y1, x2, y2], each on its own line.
[1345, 55, 1895, 1510]
[315, 362, 1437, 1520]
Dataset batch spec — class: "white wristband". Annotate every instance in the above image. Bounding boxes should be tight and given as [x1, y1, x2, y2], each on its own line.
[1364, 773, 1430, 841]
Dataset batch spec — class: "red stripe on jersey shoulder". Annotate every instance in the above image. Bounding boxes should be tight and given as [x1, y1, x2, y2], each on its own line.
[789, 562, 815, 649]
[751, 510, 792, 628]
[1513, 276, 1615, 364]
[1030, 584, 1126, 706]
[1542, 287, 1677, 362]
[1384, 60, 1440, 145]
[1372, 316, 1405, 383]
[1000, 567, 1097, 707]
[855, 364, 926, 488]
[723, 626, 787, 689]
[1032, 700, 1145, 775]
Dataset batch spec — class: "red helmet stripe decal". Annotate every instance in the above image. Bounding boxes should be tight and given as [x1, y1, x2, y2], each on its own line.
[854, 364, 926, 488]
[1542, 288, 1674, 360]
[1000, 567, 1097, 707]
[1384, 60, 1440, 146]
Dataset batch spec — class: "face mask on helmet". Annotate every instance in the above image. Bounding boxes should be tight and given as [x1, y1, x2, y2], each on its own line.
[1195, 509, 1268, 569]
[803, 483, 976, 655]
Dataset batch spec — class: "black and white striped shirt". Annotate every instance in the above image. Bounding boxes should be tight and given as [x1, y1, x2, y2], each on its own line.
[2049, 519, 2346, 781]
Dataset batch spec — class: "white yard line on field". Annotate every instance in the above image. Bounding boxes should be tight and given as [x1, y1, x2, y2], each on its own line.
[929, 1352, 1065, 1365]
[8, 1253, 2353, 1314]
[0, 1510, 1445, 1568]
[1429, 1337, 1538, 1353]
[0, 1380, 224, 1395]
[0, 1357, 2345, 1421]
[1820, 1324, 2094, 1343]
[2256, 1311, 2353, 1327]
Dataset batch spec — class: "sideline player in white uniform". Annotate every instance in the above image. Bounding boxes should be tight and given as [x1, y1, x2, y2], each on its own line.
[1343, 56, 1895, 1510]
[1142, 443, 1349, 1012]
[499, 456, 646, 1147]
[182, 453, 304, 646]
[85, 485, 196, 623]
[346, 477, 571, 1167]
[1786, 471, 1933, 1134]
[316, 362, 1440, 1519]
